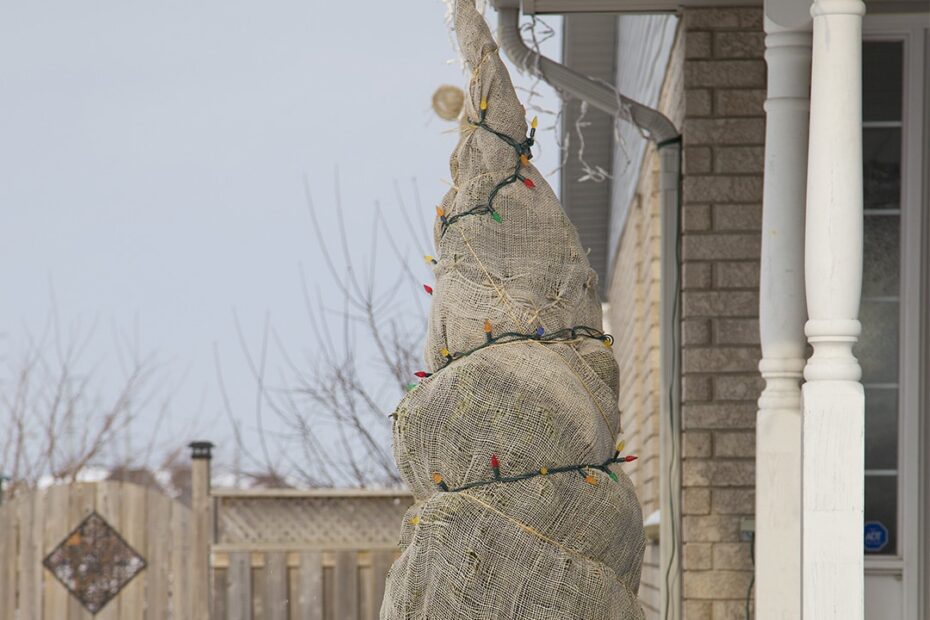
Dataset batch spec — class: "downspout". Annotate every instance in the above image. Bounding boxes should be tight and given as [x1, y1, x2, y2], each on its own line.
[490, 2, 683, 618]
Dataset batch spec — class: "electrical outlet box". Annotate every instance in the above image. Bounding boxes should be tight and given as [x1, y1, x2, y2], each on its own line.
[739, 518, 755, 542]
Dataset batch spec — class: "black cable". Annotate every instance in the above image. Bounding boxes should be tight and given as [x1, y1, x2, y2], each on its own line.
[745, 531, 755, 619]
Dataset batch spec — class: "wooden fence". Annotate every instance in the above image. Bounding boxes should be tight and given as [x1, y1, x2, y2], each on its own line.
[0, 481, 194, 619]
[208, 488, 410, 619]
[0, 444, 412, 619]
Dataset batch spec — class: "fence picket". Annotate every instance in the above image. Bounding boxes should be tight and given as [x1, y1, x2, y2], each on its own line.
[65, 483, 96, 620]
[146, 491, 172, 620]
[263, 552, 288, 620]
[369, 550, 394, 620]
[95, 481, 123, 620]
[0, 497, 18, 620]
[172, 499, 194, 620]
[333, 551, 358, 620]
[119, 482, 148, 619]
[227, 551, 252, 620]
[297, 551, 323, 620]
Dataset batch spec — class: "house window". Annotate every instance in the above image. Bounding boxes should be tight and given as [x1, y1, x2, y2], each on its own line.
[858, 40, 903, 557]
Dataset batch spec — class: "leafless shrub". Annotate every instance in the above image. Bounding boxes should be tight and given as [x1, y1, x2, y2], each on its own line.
[0, 309, 189, 500]
[219, 176, 432, 488]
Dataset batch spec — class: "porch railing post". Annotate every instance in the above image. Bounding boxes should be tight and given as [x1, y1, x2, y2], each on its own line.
[802, 0, 866, 617]
[190, 441, 215, 620]
[757, 2, 811, 617]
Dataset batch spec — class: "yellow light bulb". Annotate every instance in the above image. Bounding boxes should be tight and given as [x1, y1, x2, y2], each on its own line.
[409, 515, 420, 525]
[436, 207, 445, 217]
[616, 440, 625, 453]
[539, 467, 549, 476]
[483, 319, 492, 333]
[585, 474, 598, 486]
[424, 255, 434, 264]
[480, 98, 488, 111]
[531, 116, 538, 129]
[432, 472, 443, 484]
[520, 154, 529, 167]
[440, 347, 450, 358]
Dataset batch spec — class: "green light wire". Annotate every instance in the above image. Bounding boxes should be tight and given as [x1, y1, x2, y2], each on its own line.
[439, 107, 536, 237]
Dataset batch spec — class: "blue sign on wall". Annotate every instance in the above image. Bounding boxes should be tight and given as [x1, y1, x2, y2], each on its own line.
[864, 521, 889, 552]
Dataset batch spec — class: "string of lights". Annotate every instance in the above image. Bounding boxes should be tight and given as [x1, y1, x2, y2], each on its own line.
[409, 324, 613, 383]
[424, 444, 637, 499]
[438, 100, 538, 237]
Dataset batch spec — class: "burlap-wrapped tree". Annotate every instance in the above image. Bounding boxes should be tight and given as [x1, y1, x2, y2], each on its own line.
[381, 2, 645, 618]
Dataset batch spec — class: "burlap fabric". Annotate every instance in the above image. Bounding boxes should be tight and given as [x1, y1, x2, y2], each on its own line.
[381, 2, 645, 618]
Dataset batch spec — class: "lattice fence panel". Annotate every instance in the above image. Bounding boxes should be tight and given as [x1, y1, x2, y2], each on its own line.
[215, 493, 413, 548]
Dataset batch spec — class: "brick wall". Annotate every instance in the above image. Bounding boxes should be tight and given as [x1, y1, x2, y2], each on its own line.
[679, 7, 764, 620]
[607, 7, 765, 619]
[606, 23, 684, 620]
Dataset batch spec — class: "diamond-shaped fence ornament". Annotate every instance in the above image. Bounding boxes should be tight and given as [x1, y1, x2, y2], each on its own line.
[43, 512, 146, 613]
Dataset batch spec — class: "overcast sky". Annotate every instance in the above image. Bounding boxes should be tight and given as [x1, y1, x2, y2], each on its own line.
[0, 1, 562, 481]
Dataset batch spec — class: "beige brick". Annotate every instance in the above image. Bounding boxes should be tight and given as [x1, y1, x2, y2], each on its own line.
[684, 176, 763, 204]
[715, 88, 766, 117]
[713, 203, 762, 231]
[683, 516, 742, 543]
[684, 569, 754, 599]
[683, 262, 712, 290]
[683, 488, 712, 515]
[684, 118, 765, 145]
[714, 600, 755, 620]
[686, 31, 712, 58]
[713, 488, 755, 515]
[715, 318, 761, 345]
[713, 31, 765, 59]
[713, 543, 753, 570]
[685, 60, 766, 88]
[683, 319, 712, 345]
[714, 375, 764, 401]
[682, 459, 754, 488]
[682, 402, 756, 430]
[685, 146, 713, 174]
[683, 600, 713, 620]
[714, 432, 756, 457]
[683, 291, 758, 318]
[682, 233, 761, 259]
[714, 145, 764, 173]
[683, 374, 713, 401]
[686, 89, 713, 117]
[684, 9, 740, 30]
[683, 205, 712, 232]
[684, 542, 714, 569]
[737, 8, 764, 29]
[714, 261, 761, 289]
[683, 459, 714, 486]
[683, 431, 713, 458]
[683, 347, 759, 373]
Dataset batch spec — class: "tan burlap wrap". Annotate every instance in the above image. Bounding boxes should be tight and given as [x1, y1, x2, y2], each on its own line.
[381, 2, 645, 618]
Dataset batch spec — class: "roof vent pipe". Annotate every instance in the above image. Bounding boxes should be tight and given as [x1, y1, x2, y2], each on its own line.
[490, 3, 683, 619]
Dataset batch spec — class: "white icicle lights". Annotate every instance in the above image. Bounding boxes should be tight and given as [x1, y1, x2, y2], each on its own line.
[381, 2, 645, 618]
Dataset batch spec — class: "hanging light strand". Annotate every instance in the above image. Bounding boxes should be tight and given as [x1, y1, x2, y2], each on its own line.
[428, 452, 638, 494]
[438, 104, 538, 237]
[410, 325, 613, 380]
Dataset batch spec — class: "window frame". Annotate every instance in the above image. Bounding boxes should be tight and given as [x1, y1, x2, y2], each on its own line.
[861, 14, 928, 620]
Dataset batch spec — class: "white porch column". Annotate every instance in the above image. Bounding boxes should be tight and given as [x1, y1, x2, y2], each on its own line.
[802, 0, 866, 618]
[757, 2, 811, 618]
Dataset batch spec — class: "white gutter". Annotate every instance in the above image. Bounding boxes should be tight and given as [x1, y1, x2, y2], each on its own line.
[490, 3, 682, 618]
[495, 4, 678, 143]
